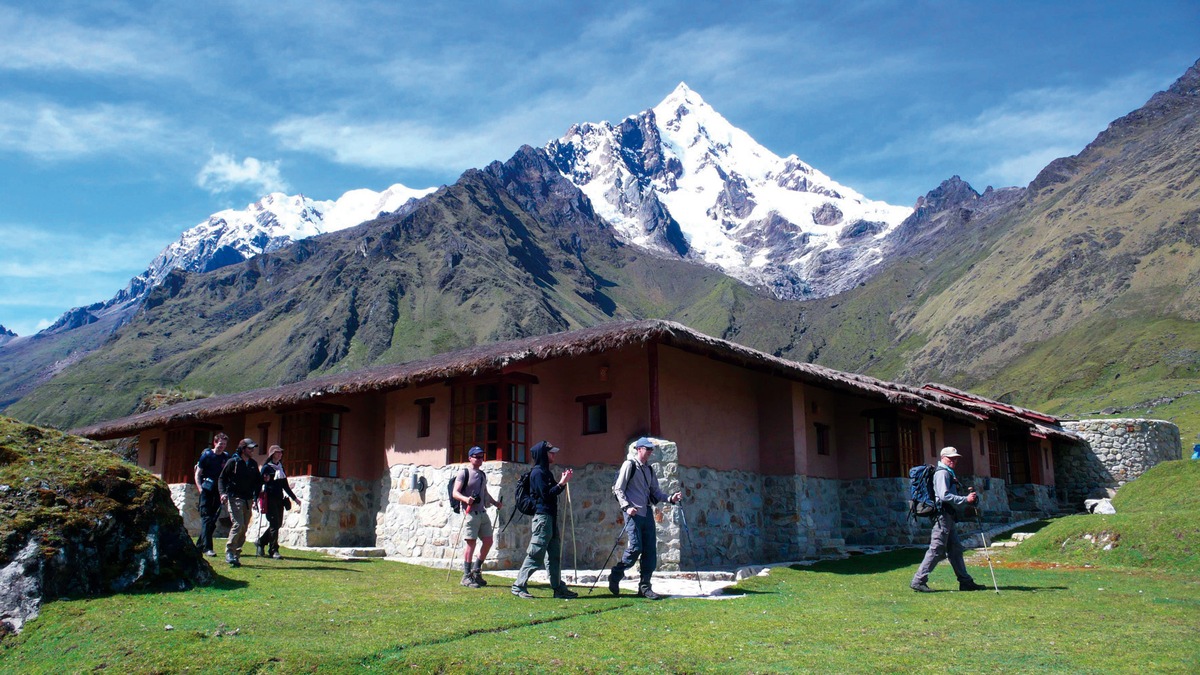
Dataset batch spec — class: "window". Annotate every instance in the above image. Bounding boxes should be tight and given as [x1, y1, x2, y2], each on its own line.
[867, 411, 919, 478]
[416, 398, 434, 438]
[1008, 439, 1032, 484]
[577, 393, 611, 435]
[257, 423, 270, 453]
[163, 427, 218, 483]
[987, 425, 1001, 478]
[148, 438, 159, 467]
[450, 377, 531, 463]
[928, 429, 937, 458]
[281, 408, 344, 477]
[815, 423, 831, 456]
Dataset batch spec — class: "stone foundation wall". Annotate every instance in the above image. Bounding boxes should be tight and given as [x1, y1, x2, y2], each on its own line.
[1007, 483, 1056, 514]
[1057, 419, 1182, 505]
[169, 484, 229, 540]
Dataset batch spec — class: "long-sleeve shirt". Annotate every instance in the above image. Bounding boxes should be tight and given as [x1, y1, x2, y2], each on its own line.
[933, 462, 970, 517]
[612, 458, 669, 517]
[219, 454, 262, 500]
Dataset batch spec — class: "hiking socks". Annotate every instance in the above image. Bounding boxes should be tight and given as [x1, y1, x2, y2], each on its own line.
[471, 560, 487, 586]
[460, 561, 480, 588]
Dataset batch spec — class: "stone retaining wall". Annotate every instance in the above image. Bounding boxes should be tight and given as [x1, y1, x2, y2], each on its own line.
[1057, 419, 1182, 506]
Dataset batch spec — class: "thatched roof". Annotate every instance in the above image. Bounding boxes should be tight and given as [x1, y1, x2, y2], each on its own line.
[72, 319, 1070, 442]
[922, 383, 1081, 442]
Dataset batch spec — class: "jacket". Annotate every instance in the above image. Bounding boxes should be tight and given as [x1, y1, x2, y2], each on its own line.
[528, 442, 564, 517]
[219, 453, 263, 500]
[933, 462, 971, 517]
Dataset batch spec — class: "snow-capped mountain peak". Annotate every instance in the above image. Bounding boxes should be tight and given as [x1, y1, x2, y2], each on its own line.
[547, 82, 912, 299]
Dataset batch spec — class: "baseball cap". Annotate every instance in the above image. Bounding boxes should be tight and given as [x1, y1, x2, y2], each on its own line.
[939, 447, 962, 459]
[634, 437, 655, 449]
[468, 446, 485, 458]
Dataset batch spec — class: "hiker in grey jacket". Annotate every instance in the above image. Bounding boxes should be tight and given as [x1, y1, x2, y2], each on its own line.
[911, 447, 988, 592]
[608, 437, 681, 600]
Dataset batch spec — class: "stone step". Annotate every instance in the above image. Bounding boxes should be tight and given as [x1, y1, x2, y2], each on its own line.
[306, 546, 387, 558]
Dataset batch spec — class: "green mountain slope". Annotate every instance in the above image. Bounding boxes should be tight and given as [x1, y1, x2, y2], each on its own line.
[5, 149, 805, 429]
[809, 59, 1200, 438]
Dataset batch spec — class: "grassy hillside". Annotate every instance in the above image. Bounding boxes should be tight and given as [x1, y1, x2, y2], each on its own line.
[1007, 460, 1200, 571]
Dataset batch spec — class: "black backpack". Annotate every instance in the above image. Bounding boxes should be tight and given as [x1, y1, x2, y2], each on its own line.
[447, 469, 468, 513]
[908, 464, 941, 520]
[513, 469, 537, 516]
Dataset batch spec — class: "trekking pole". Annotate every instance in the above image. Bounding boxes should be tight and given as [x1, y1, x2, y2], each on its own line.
[566, 482, 578, 585]
[969, 490, 1000, 593]
[587, 525, 626, 595]
[446, 506, 469, 583]
[676, 501, 704, 594]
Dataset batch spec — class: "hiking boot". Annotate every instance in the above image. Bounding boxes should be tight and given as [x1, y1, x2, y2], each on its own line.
[637, 588, 662, 600]
[608, 575, 621, 596]
[511, 586, 534, 599]
[226, 554, 241, 568]
[959, 580, 989, 591]
[910, 583, 933, 593]
[553, 586, 579, 599]
[461, 573, 481, 589]
[203, 550, 216, 557]
[471, 562, 487, 586]
[256, 544, 265, 557]
[271, 551, 282, 559]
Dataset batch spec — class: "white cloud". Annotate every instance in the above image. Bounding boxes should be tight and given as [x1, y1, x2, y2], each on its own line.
[197, 153, 290, 195]
[0, 99, 174, 160]
[0, 5, 189, 78]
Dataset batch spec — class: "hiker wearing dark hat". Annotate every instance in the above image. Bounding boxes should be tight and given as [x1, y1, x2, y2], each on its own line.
[511, 441, 577, 599]
[218, 438, 262, 567]
[911, 447, 988, 592]
[452, 446, 502, 588]
[608, 437, 681, 600]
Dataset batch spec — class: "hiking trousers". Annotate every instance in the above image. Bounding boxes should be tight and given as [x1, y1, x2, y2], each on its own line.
[196, 488, 221, 552]
[513, 514, 562, 589]
[911, 511, 973, 586]
[611, 512, 657, 591]
[225, 496, 252, 558]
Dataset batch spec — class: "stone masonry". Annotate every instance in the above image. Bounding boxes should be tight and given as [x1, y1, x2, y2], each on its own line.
[1057, 419, 1182, 506]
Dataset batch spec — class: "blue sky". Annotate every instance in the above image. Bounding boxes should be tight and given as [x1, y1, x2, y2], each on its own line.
[1, 1, 1197, 337]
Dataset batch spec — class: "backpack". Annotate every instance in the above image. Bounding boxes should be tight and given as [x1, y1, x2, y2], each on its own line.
[447, 469, 468, 513]
[908, 464, 941, 520]
[513, 469, 537, 516]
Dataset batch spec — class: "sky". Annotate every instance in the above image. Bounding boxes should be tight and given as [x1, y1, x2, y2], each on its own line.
[0, 1, 1197, 337]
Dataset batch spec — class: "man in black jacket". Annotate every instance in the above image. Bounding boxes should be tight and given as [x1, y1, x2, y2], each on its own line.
[219, 438, 262, 567]
[511, 441, 576, 599]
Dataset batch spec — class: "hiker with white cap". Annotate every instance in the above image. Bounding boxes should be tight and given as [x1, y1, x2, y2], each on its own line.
[910, 447, 988, 592]
[608, 437, 682, 600]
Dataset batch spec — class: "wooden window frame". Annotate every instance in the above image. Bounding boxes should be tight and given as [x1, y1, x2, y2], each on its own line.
[278, 404, 347, 478]
[815, 422, 831, 456]
[577, 393, 611, 436]
[415, 398, 434, 438]
[865, 410, 919, 478]
[450, 375, 533, 463]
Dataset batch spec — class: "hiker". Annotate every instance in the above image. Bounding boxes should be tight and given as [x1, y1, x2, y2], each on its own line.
[218, 438, 262, 567]
[608, 437, 682, 600]
[910, 447, 989, 592]
[193, 432, 230, 557]
[511, 441, 577, 599]
[451, 446, 503, 588]
[256, 445, 300, 559]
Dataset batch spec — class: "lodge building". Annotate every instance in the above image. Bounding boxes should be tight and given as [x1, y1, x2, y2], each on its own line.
[75, 320, 1080, 570]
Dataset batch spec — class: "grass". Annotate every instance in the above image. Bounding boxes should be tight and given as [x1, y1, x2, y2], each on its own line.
[1007, 460, 1200, 571]
[0, 543, 1196, 673]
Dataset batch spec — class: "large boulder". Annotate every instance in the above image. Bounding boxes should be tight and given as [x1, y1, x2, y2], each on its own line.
[0, 417, 212, 636]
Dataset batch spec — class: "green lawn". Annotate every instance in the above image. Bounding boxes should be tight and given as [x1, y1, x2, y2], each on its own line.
[1, 544, 1197, 673]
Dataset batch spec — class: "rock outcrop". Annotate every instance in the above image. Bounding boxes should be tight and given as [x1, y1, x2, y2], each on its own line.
[0, 417, 212, 637]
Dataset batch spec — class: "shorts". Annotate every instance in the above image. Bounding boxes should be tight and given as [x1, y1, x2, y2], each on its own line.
[464, 508, 493, 540]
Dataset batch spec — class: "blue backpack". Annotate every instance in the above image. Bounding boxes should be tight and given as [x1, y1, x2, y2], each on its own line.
[908, 464, 941, 520]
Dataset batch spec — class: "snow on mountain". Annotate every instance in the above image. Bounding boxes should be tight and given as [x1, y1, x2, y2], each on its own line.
[546, 83, 912, 299]
[144, 183, 434, 288]
[44, 183, 435, 334]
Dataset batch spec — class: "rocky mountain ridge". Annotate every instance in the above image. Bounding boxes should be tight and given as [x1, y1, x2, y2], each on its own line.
[547, 83, 912, 299]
